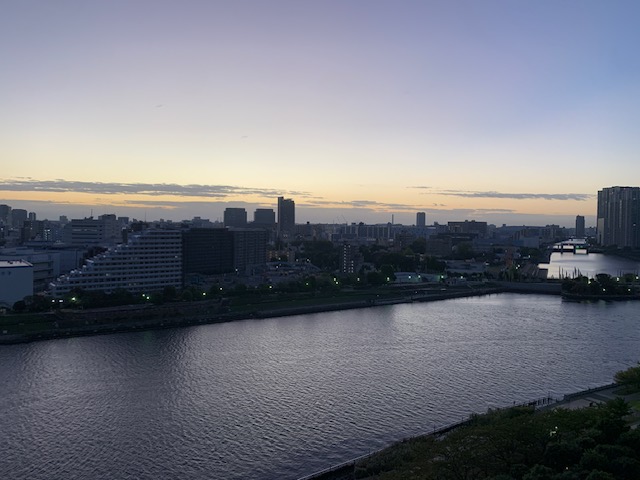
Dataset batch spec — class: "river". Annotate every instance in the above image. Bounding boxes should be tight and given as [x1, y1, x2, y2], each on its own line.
[1, 294, 638, 479]
[540, 252, 640, 279]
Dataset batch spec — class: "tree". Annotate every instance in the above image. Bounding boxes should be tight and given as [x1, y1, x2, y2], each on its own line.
[410, 237, 426, 254]
[379, 264, 396, 282]
[163, 286, 177, 301]
[614, 363, 640, 392]
[366, 271, 385, 286]
[12, 300, 26, 313]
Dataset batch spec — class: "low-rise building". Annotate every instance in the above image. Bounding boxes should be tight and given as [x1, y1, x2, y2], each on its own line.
[0, 260, 33, 307]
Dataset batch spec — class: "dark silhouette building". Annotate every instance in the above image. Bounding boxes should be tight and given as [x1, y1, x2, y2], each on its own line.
[575, 215, 585, 238]
[182, 227, 267, 276]
[448, 220, 487, 238]
[230, 228, 267, 274]
[253, 208, 276, 227]
[11, 209, 28, 228]
[416, 212, 426, 227]
[223, 208, 248, 228]
[182, 228, 234, 276]
[277, 197, 295, 238]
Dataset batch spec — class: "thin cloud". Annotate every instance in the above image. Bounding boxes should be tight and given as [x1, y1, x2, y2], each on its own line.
[437, 190, 593, 201]
[426, 207, 516, 215]
[0, 178, 307, 199]
[339, 200, 418, 210]
[298, 198, 420, 211]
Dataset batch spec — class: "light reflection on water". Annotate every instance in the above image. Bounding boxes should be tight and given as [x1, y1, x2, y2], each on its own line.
[0, 294, 638, 479]
[539, 252, 640, 278]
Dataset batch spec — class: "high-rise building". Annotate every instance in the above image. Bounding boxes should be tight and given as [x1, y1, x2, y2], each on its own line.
[253, 208, 276, 227]
[223, 208, 248, 228]
[597, 186, 640, 248]
[277, 197, 295, 238]
[0, 205, 11, 225]
[11, 209, 27, 228]
[416, 212, 426, 227]
[575, 215, 585, 239]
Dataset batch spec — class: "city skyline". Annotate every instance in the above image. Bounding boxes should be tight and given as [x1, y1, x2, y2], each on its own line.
[2, 1, 639, 226]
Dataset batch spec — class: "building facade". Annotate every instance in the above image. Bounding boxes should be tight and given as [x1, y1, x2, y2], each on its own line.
[575, 215, 585, 239]
[11, 209, 28, 229]
[0, 260, 33, 307]
[223, 208, 248, 228]
[63, 215, 121, 246]
[416, 212, 426, 227]
[0, 248, 62, 292]
[182, 228, 234, 276]
[597, 186, 640, 248]
[50, 228, 183, 296]
[253, 208, 276, 227]
[230, 228, 267, 274]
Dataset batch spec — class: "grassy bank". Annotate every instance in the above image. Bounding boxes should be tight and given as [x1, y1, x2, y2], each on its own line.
[307, 385, 640, 480]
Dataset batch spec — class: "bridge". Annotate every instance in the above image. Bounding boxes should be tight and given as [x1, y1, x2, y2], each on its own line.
[552, 239, 589, 254]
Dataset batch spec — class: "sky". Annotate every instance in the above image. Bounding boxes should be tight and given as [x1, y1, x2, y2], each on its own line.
[2, 0, 639, 227]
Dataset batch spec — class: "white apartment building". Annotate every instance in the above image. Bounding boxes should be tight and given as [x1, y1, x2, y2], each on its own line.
[0, 260, 33, 307]
[49, 228, 182, 297]
[0, 248, 62, 292]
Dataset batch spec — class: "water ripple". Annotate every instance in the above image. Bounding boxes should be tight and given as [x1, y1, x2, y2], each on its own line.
[1, 294, 639, 479]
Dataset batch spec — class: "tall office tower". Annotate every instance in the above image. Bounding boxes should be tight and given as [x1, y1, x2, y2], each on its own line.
[253, 208, 276, 227]
[416, 212, 426, 227]
[0, 204, 11, 225]
[11, 209, 28, 228]
[28, 212, 37, 221]
[277, 197, 295, 238]
[575, 215, 585, 238]
[223, 208, 247, 228]
[597, 186, 640, 248]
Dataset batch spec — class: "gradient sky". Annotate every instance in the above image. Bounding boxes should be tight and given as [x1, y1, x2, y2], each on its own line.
[2, 0, 639, 226]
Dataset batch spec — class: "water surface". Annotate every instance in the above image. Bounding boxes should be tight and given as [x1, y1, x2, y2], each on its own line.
[1, 294, 637, 479]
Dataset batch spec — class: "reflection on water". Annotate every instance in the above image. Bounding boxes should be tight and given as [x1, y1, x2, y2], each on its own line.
[539, 252, 640, 279]
[0, 294, 638, 479]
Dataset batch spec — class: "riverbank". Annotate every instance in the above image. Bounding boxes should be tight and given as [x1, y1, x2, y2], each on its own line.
[0, 284, 507, 345]
[0, 281, 574, 345]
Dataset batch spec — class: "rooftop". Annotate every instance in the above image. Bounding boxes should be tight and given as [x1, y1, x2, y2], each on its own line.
[0, 260, 33, 268]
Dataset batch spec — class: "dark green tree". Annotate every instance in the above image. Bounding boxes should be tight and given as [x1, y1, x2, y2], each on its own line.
[614, 363, 640, 391]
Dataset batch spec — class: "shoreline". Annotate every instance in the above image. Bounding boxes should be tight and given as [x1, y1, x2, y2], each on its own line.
[0, 282, 564, 346]
[297, 382, 626, 480]
[0, 285, 516, 345]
